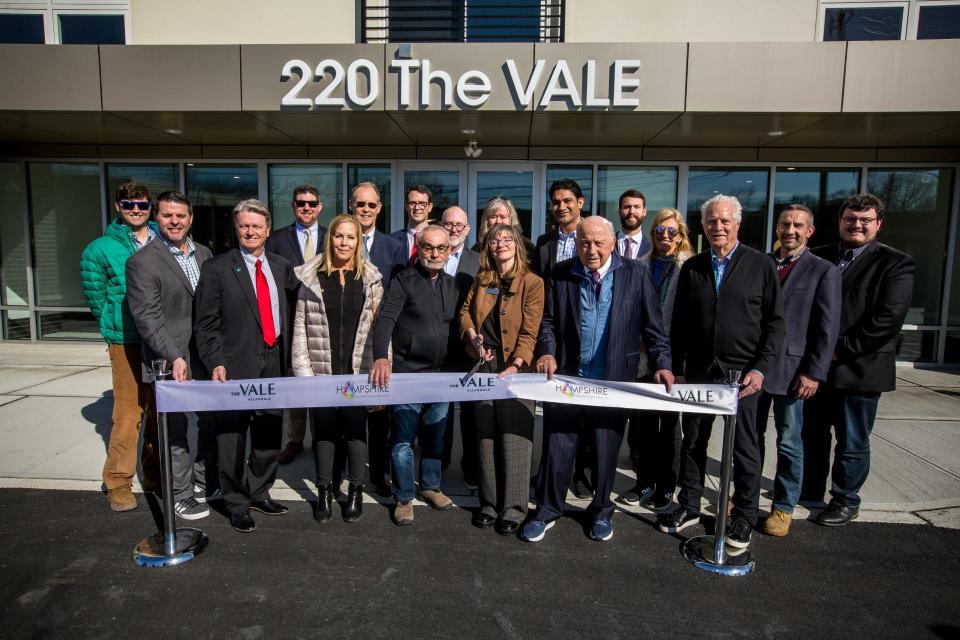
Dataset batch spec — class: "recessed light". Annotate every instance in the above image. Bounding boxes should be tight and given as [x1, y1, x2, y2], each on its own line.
[164, 128, 182, 135]
[233, 176, 240, 180]
[767, 130, 785, 136]
[461, 128, 476, 135]
[186, 163, 194, 167]
[745, 180, 753, 184]
[786, 167, 796, 171]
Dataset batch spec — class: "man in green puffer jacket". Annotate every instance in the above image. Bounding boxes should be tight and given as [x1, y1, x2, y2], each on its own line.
[80, 182, 160, 512]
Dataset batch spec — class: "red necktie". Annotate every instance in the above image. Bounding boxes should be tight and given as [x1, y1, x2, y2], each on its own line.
[408, 230, 419, 266]
[255, 259, 276, 346]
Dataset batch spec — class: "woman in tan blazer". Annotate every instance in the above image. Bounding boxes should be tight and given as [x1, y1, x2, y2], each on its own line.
[459, 224, 544, 536]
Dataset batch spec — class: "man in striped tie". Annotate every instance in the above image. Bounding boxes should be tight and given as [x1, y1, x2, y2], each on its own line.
[616, 189, 652, 260]
[194, 199, 295, 533]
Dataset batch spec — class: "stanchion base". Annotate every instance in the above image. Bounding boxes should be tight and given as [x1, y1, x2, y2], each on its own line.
[682, 535, 755, 576]
[134, 528, 208, 568]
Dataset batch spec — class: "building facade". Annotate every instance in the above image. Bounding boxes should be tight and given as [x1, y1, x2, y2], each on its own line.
[0, 0, 958, 363]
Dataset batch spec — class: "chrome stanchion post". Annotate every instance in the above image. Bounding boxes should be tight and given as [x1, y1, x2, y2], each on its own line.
[681, 369, 755, 576]
[133, 359, 208, 567]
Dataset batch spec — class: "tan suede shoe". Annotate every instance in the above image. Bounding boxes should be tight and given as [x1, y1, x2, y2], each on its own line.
[107, 486, 138, 512]
[394, 500, 414, 526]
[760, 508, 792, 537]
[417, 489, 453, 511]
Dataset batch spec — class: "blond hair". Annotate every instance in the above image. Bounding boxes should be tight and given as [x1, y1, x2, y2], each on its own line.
[320, 214, 364, 280]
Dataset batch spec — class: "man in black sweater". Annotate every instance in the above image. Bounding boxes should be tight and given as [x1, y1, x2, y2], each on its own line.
[657, 194, 784, 550]
[371, 225, 459, 526]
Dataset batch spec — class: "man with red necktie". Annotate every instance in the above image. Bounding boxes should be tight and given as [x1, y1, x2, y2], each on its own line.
[194, 199, 295, 533]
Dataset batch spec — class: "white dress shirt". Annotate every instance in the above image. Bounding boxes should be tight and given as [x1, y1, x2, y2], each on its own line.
[240, 247, 281, 336]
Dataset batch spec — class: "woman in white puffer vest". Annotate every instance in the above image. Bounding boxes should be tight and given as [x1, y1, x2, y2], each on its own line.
[291, 214, 384, 525]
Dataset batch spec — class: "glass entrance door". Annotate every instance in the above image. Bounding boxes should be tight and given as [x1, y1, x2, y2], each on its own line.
[395, 162, 468, 234]
[468, 163, 541, 246]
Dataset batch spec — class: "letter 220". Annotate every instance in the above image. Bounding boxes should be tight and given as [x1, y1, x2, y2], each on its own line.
[281, 59, 379, 108]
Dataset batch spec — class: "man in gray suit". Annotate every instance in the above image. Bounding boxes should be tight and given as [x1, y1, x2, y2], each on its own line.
[126, 191, 215, 520]
[757, 204, 841, 537]
[440, 206, 482, 487]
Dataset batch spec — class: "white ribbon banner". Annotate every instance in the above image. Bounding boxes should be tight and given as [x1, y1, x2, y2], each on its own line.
[155, 373, 736, 416]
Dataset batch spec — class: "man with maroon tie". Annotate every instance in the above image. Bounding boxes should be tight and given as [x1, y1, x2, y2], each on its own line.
[194, 199, 295, 533]
[616, 189, 651, 260]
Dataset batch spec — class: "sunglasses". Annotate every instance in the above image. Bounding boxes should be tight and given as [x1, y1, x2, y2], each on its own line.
[119, 200, 152, 212]
[353, 201, 379, 209]
[654, 225, 680, 238]
[295, 200, 320, 208]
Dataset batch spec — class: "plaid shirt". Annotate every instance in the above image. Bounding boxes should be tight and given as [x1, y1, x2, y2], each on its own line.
[161, 234, 201, 290]
[556, 228, 577, 263]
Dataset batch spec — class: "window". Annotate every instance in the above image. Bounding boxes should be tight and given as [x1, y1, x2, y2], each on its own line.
[347, 164, 392, 233]
[185, 164, 258, 255]
[545, 165, 593, 234]
[596, 166, 678, 237]
[773, 167, 860, 249]
[821, 2, 907, 40]
[917, 2, 960, 38]
[686, 168, 770, 253]
[0, 162, 30, 340]
[0, 13, 45, 43]
[58, 13, 124, 44]
[105, 164, 179, 210]
[267, 164, 343, 231]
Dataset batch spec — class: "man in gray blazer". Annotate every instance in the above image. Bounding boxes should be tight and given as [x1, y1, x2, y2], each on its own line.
[757, 204, 841, 537]
[126, 191, 215, 521]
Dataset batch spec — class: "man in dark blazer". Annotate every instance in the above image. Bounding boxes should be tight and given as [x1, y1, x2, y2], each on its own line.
[522, 216, 673, 543]
[756, 204, 841, 537]
[194, 199, 294, 533]
[350, 181, 407, 497]
[658, 194, 784, 550]
[804, 193, 915, 526]
[391, 184, 434, 266]
[126, 191, 216, 519]
[266, 184, 327, 465]
[439, 206, 481, 487]
[615, 189, 652, 260]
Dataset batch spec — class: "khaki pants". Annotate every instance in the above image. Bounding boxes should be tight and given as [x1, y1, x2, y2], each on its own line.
[102, 343, 158, 490]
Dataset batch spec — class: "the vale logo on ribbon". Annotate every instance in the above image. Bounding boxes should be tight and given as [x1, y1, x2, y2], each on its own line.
[233, 381, 277, 403]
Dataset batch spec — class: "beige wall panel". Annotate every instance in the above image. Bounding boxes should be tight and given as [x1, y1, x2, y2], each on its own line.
[565, 0, 817, 43]
[844, 41, 960, 112]
[0, 45, 101, 111]
[687, 43, 844, 112]
[758, 148, 878, 162]
[532, 43, 686, 112]
[383, 43, 536, 112]
[876, 147, 960, 162]
[643, 147, 760, 162]
[129, 0, 355, 45]
[242, 45, 386, 112]
[100, 46, 241, 111]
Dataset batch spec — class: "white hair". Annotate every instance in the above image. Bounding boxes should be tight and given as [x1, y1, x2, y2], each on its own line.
[700, 194, 743, 224]
[578, 215, 616, 238]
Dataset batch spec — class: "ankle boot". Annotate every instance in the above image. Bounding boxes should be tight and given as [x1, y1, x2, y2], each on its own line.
[314, 484, 333, 524]
[342, 483, 364, 522]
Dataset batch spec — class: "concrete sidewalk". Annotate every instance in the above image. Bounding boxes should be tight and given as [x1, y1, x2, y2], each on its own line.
[0, 341, 958, 529]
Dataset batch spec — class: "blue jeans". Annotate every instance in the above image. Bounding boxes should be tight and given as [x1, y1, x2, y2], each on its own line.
[759, 393, 804, 514]
[390, 402, 449, 503]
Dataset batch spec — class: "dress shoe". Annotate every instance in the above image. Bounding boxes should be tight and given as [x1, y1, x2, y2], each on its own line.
[342, 483, 364, 522]
[495, 516, 521, 536]
[106, 486, 138, 512]
[230, 511, 256, 533]
[571, 475, 593, 499]
[277, 441, 303, 465]
[816, 502, 859, 527]
[250, 497, 289, 516]
[314, 484, 334, 524]
[656, 506, 700, 533]
[473, 510, 496, 529]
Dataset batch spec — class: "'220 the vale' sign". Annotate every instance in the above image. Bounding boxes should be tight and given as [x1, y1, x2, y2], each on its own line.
[280, 58, 642, 110]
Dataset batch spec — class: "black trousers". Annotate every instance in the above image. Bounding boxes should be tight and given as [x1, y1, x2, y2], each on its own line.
[676, 391, 763, 526]
[312, 405, 368, 487]
[629, 409, 681, 497]
[367, 408, 391, 485]
[216, 344, 283, 515]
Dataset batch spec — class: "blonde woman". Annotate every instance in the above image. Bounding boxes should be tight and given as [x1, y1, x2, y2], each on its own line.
[618, 208, 693, 511]
[291, 214, 384, 524]
[459, 224, 544, 535]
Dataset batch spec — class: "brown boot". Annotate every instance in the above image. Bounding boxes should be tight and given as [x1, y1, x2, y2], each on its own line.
[417, 489, 453, 511]
[394, 500, 414, 526]
[106, 486, 138, 512]
[760, 508, 792, 537]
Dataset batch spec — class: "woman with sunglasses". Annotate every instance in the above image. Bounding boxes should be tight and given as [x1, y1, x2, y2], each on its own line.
[617, 208, 693, 512]
[459, 224, 544, 535]
[291, 214, 384, 524]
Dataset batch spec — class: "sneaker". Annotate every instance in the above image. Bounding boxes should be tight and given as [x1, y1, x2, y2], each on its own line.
[650, 492, 674, 513]
[417, 489, 453, 511]
[106, 486, 138, 512]
[394, 501, 414, 526]
[657, 507, 700, 533]
[174, 496, 210, 520]
[194, 486, 222, 503]
[726, 518, 753, 548]
[589, 518, 614, 542]
[617, 485, 655, 506]
[759, 508, 792, 537]
[521, 519, 555, 543]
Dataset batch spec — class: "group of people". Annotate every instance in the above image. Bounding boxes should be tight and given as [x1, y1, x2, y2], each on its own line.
[81, 175, 914, 548]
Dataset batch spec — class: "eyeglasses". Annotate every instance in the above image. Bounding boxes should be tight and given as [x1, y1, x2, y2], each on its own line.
[119, 200, 152, 212]
[418, 243, 448, 254]
[353, 200, 379, 209]
[654, 225, 680, 238]
[841, 215, 878, 226]
[487, 237, 516, 247]
[407, 201, 431, 208]
[295, 199, 320, 208]
[442, 222, 467, 232]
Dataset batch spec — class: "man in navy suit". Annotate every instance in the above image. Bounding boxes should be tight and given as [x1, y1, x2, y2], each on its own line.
[615, 189, 652, 260]
[267, 184, 327, 465]
[522, 216, 673, 543]
[350, 181, 407, 497]
[756, 204, 841, 537]
[804, 193, 915, 527]
[391, 184, 434, 266]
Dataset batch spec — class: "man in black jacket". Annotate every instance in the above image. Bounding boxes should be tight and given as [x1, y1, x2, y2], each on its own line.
[803, 193, 915, 526]
[657, 194, 784, 550]
[371, 225, 459, 526]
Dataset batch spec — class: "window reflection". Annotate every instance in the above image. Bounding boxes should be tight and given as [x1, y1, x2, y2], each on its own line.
[597, 166, 678, 238]
[687, 168, 769, 253]
[106, 164, 179, 210]
[348, 164, 392, 233]
[774, 167, 859, 249]
[268, 164, 343, 230]
[475, 170, 534, 239]
[823, 6, 903, 41]
[186, 164, 258, 255]
[402, 170, 459, 229]
[0, 162, 28, 308]
[545, 165, 593, 234]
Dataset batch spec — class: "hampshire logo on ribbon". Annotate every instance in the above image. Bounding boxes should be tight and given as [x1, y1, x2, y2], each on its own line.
[335, 380, 389, 401]
[554, 381, 609, 398]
